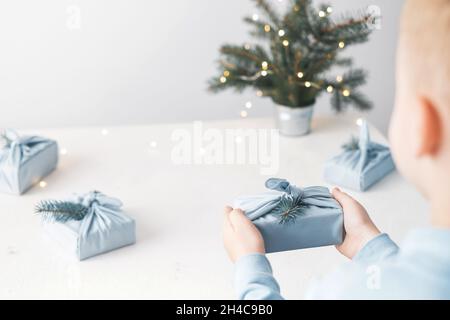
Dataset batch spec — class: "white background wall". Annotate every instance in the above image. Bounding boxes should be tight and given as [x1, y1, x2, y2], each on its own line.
[0, 0, 404, 133]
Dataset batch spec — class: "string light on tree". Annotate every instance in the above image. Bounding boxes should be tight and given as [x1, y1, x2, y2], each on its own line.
[342, 89, 351, 97]
[356, 118, 364, 126]
[245, 101, 252, 109]
[223, 70, 230, 77]
[210, 1, 374, 112]
[60, 148, 68, 155]
[39, 181, 47, 188]
[240, 110, 248, 118]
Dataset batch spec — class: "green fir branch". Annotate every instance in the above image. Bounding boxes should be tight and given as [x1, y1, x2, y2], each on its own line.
[35, 200, 89, 223]
[273, 195, 308, 225]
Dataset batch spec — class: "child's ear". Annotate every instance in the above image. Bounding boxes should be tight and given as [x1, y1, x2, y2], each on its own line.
[414, 96, 442, 157]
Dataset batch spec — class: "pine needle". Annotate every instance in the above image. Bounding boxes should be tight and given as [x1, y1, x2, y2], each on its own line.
[35, 200, 89, 223]
[273, 195, 307, 225]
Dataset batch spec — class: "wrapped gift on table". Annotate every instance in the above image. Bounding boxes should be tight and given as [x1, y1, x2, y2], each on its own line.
[0, 129, 58, 195]
[233, 178, 344, 254]
[323, 121, 396, 192]
[37, 191, 136, 261]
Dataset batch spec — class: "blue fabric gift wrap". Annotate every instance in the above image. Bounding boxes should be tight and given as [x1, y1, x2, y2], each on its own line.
[0, 129, 58, 195]
[323, 121, 395, 192]
[41, 191, 136, 261]
[233, 178, 344, 253]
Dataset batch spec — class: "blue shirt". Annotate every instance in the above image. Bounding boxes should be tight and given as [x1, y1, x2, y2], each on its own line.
[234, 229, 450, 300]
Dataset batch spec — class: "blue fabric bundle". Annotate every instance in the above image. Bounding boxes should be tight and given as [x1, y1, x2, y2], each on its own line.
[0, 129, 58, 195]
[234, 178, 344, 253]
[323, 121, 395, 192]
[41, 191, 136, 261]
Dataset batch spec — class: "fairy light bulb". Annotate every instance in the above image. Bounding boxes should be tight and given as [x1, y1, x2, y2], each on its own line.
[356, 118, 364, 126]
[336, 75, 343, 83]
[261, 70, 268, 77]
[342, 89, 351, 97]
[240, 110, 248, 118]
[282, 40, 289, 47]
[326, 6, 333, 14]
[252, 14, 259, 21]
[305, 81, 312, 88]
[278, 29, 285, 37]
[327, 85, 334, 93]
[264, 24, 271, 32]
[256, 90, 263, 97]
[318, 10, 326, 18]
[297, 72, 304, 79]
[223, 70, 230, 77]
[39, 181, 47, 188]
[245, 101, 252, 109]
[244, 43, 251, 50]
[261, 61, 269, 70]
[60, 148, 68, 155]
[339, 41, 346, 49]
[220, 76, 227, 83]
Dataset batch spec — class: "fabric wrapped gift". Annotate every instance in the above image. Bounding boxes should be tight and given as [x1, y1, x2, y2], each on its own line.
[233, 178, 344, 254]
[38, 191, 136, 261]
[323, 121, 395, 192]
[0, 129, 58, 195]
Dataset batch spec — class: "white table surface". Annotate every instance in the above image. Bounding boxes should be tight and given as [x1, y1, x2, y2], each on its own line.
[0, 116, 428, 300]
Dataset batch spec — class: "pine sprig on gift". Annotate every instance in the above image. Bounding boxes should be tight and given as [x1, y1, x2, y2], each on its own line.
[273, 195, 308, 225]
[35, 200, 89, 223]
[342, 135, 360, 151]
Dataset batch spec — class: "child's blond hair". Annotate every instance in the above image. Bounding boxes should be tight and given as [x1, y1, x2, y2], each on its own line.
[401, 0, 450, 104]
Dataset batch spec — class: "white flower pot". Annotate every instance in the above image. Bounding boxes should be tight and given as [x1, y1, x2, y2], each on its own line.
[276, 105, 314, 136]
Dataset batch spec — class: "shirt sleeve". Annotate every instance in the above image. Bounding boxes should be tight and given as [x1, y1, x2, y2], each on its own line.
[353, 233, 400, 265]
[234, 254, 284, 300]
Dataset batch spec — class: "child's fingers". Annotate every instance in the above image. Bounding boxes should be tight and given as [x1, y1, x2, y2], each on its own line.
[332, 187, 355, 208]
[223, 206, 234, 231]
[228, 208, 250, 227]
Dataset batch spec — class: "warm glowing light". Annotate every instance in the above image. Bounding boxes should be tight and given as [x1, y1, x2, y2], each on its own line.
[39, 181, 47, 188]
[240, 110, 248, 118]
[339, 41, 346, 49]
[297, 72, 304, 79]
[356, 118, 364, 126]
[282, 40, 289, 47]
[245, 101, 252, 109]
[60, 148, 68, 155]
[261, 70, 268, 77]
[264, 24, 271, 32]
[256, 90, 263, 97]
[261, 61, 269, 70]
[318, 10, 326, 18]
[327, 86, 334, 93]
[252, 14, 259, 21]
[278, 29, 285, 37]
[336, 75, 343, 82]
[305, 81, 312, 88]
[342, 89, 351, 97]
[326, 6, 333, 13]
[220, 76, 227, 83]
[223, 70, 230, 77]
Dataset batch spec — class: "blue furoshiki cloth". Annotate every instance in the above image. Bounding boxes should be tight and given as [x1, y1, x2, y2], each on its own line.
[42, 191, 136, 261]
[323, 121, 395, 192]
[233, 178, 344, 253]
[0, 129, 58, 195]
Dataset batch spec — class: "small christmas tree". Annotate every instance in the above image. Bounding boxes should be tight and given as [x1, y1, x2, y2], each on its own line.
[209, 0, 375, 111]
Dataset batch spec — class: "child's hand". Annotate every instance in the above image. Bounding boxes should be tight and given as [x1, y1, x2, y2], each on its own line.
[332, 188, 381, 259]
[223, 206, 265, 263]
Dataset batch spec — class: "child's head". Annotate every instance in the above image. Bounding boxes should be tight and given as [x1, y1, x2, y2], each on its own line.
[389, 0, 450, 200]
